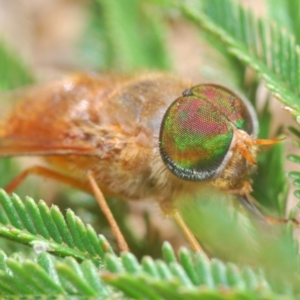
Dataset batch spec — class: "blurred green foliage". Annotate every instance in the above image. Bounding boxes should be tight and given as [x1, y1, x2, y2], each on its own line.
[79, 0, 171, 71]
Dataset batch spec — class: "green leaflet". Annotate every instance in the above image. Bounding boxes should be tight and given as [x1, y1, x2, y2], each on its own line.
[0, 190, 113, 265]
[177, 0, 300, 115]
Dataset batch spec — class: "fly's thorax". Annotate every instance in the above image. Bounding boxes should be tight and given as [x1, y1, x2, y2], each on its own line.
[104, 74, 190, 138]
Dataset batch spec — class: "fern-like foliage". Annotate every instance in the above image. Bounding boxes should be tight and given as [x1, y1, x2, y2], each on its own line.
[267, 0, 300, 45]
[0, 251, 111, 297]
[176, 0, 300, 115]
[288, 121, 300, 200]
[0, 241, 295, 298]
[0, 190, 298, 298]
[0, 190, 113, 265]
[102, 242, 294, 299]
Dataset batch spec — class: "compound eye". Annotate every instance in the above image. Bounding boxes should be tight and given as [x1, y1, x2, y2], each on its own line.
[159, 95, 233, 181]
[190, 84, 257, 136]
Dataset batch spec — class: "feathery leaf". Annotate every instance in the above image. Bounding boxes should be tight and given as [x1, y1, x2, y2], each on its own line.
[177, 0, 300, 115]
[0, 251, 111, 297]
[0, 190, 113, 264]
[102, 242, 295, 299]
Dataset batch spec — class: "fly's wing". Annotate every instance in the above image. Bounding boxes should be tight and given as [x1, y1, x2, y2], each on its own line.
[0, 138, 94, 157]
[0, 73, 117, 158]
[0, 73, 189, 159]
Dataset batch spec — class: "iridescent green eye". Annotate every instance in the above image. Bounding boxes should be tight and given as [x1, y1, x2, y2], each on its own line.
[189, 84, 257, 135]
[159, 84, 257, 181]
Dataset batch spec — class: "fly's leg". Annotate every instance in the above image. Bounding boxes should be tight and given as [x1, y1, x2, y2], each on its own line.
[87, 171, 129, 252]
[233, 182, 299, 224]
[5, 165, 90, 193]
[173, 210, 209, 260]
[4, 165, 129, 252]
[237, 193, 299, 225]
[160, 202, 209, 260]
